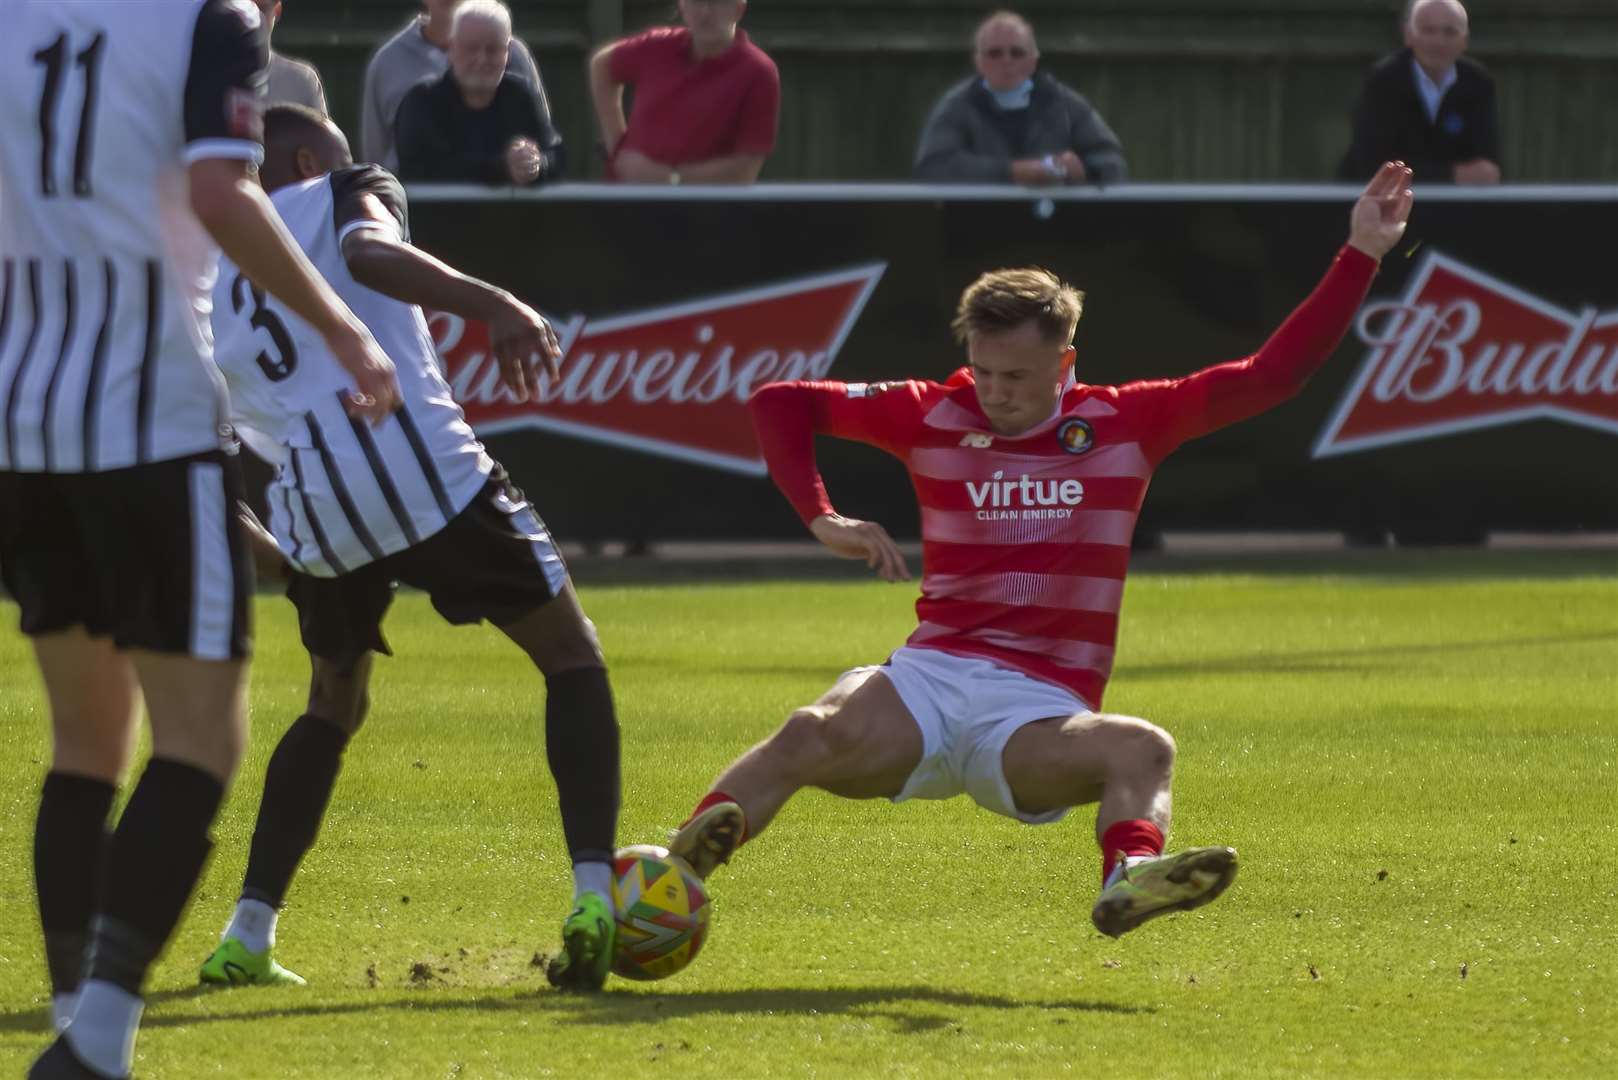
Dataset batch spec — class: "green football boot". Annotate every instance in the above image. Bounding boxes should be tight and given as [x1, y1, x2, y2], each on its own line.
[1090, 846, 1239, 939]
[198, 937, 307, 987]
[545, 892, 616, 992]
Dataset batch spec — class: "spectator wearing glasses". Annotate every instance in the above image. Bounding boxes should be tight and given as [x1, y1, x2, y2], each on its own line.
[914, 10, 1127, 186]
[590, 0, 780, 184]
[1338, 0, 1500, 185]
[394, 0, 564, 185]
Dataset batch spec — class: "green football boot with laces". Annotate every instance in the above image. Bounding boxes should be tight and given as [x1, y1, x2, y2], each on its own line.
[199, 937, 307, 987]
[545, 892, 616, 991]
[1090, 846, 1239, 939]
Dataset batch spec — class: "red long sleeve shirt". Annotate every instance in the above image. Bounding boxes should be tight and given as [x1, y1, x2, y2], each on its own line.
[748, 245, 1378, 708]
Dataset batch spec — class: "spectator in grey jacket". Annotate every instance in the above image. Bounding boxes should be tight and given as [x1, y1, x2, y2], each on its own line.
[914, 11, 1127, 186]
[361, 0, 553, 170]
[254, 0, 328, 113]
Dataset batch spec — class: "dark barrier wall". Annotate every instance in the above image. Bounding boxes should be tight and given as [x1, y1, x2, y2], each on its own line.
[386, 185, 1618, 544]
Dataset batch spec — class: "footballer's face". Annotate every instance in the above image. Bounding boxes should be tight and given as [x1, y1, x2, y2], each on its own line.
[967, 320, 1075, 436]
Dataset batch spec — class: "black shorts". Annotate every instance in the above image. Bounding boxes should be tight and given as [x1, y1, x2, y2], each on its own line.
[287, 468, 569, 668]
[0, 450, 252, 659]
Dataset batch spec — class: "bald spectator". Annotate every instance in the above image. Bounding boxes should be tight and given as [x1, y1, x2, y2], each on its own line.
[1339, 0, 1501, 184]
[362, 0, 554, 171]
[914, 10, 1126, 186]
[590, 0, 780, 184]
[255, 0, 328, 112]
[395, 0, 564, 185]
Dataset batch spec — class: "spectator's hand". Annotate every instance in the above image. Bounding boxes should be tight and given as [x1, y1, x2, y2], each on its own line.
[1347, 161, 1414, 261]
[1055, 150, 1086, 182]
[1453, 158, 1501, 185]
[1010, 158, 1061, 186]
[614, 148, 675, 183]
[487, 292, 562, 401]
[506, 137, 544, 185]
[809, 513, 911, 582]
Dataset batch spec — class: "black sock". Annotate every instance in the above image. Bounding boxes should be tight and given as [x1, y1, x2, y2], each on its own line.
[241, 714, 350, 908]
[85, 758, 224, 994]
[34, 771, 117, 996]
[544, 666, 620, 864]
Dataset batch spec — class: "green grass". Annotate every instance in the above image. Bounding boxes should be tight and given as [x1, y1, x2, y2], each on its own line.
[1, 550, 1615, 1078]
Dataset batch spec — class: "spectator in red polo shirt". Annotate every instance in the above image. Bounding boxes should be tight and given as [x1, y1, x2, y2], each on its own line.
[589, 0, 780, 183]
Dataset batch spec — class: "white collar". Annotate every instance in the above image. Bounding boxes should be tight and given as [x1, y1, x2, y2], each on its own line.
[1410, 55, 1458, 123]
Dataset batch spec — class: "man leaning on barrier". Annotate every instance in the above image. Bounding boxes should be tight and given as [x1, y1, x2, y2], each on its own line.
[394, 0, 564, 186]
[914, 10, 1127, 187]
[1338, 0, 1501, 185]
[590, 0, 780, 184]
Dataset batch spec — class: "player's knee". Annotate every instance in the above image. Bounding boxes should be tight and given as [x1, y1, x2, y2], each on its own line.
[1099, 715, 1176, 777]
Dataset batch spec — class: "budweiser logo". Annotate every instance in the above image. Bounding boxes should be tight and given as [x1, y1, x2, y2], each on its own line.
[430, 264, 885, 475]
[1313, 251, 1618, 458]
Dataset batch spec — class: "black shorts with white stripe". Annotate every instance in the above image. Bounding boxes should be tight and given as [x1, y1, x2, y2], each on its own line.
[286, 466, 569, 669]
[0, 450, 252, 659]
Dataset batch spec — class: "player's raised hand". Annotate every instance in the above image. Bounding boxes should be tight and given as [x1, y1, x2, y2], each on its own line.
[1348, 161, 1415, 261]
[488, 294, 562, 402]
[810, 513, 912, 583]
[329, 322, 402, 426]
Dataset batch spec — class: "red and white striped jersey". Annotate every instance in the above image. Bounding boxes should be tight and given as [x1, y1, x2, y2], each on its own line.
[750, 245, 1377, 708]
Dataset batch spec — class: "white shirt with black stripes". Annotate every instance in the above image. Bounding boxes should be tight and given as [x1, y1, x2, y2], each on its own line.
[212, 165, 493, 578]
[0, 0, 269, 473]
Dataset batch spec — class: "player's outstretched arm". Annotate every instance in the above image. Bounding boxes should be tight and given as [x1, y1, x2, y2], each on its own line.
[341, 217, 560, 401]
[190, 158, 400, 425]
[747, 382, 914, 582]
[236, 500, 291, 583]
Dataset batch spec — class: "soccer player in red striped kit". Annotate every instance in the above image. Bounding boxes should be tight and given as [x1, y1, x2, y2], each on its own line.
[671, 162, 1415, 939]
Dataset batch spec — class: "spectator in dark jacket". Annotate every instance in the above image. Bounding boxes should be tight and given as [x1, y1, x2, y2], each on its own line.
[1339, 0, 1500, 185]
[914, 10, 1126, 186]
[394, 0, 563, 185]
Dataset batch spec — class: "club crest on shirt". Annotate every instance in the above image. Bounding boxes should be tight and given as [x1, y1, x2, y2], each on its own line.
[845, 381, 897, 398]
[958, 432, 994, 449]
[1057, 417, 1095, 454]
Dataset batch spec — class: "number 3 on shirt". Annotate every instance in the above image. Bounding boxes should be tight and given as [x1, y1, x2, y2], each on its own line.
[230, 272, 299, 381]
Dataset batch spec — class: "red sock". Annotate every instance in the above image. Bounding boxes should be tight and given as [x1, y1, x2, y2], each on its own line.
[1100, 819, 1164, 886]
[684, 790, 748, 845]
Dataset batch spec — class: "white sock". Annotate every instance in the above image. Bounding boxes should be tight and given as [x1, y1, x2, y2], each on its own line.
[64, 979, 142, 1079]
[52, 991, 78, 1033]
[572, 861, 613, 905]
[223, 898, 278, 954]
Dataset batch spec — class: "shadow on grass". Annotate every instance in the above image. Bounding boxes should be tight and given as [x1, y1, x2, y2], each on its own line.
[1120, 628, 1618, 681]
[0, 984, 1150, 1037]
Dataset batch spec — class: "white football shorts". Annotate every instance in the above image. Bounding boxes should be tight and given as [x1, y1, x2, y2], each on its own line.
[852, 645, 1093, 825]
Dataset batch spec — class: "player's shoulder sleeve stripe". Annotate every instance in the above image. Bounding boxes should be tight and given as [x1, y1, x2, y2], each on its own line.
[181, 138, 263, 166]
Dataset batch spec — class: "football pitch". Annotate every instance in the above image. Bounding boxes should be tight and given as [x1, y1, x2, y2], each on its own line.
[1, 549, 1615, 1078]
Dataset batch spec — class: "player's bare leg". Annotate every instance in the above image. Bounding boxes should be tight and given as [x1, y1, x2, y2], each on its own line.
[498, 584, 621, 991]
[1002, 714, 1237, 938]
[672, 668, 924, 878]
[32, 632, 140, 1033]
[204, 652, 374, 988]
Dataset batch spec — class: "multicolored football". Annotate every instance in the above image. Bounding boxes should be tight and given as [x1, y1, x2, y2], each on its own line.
[610, 844, 711, 981]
